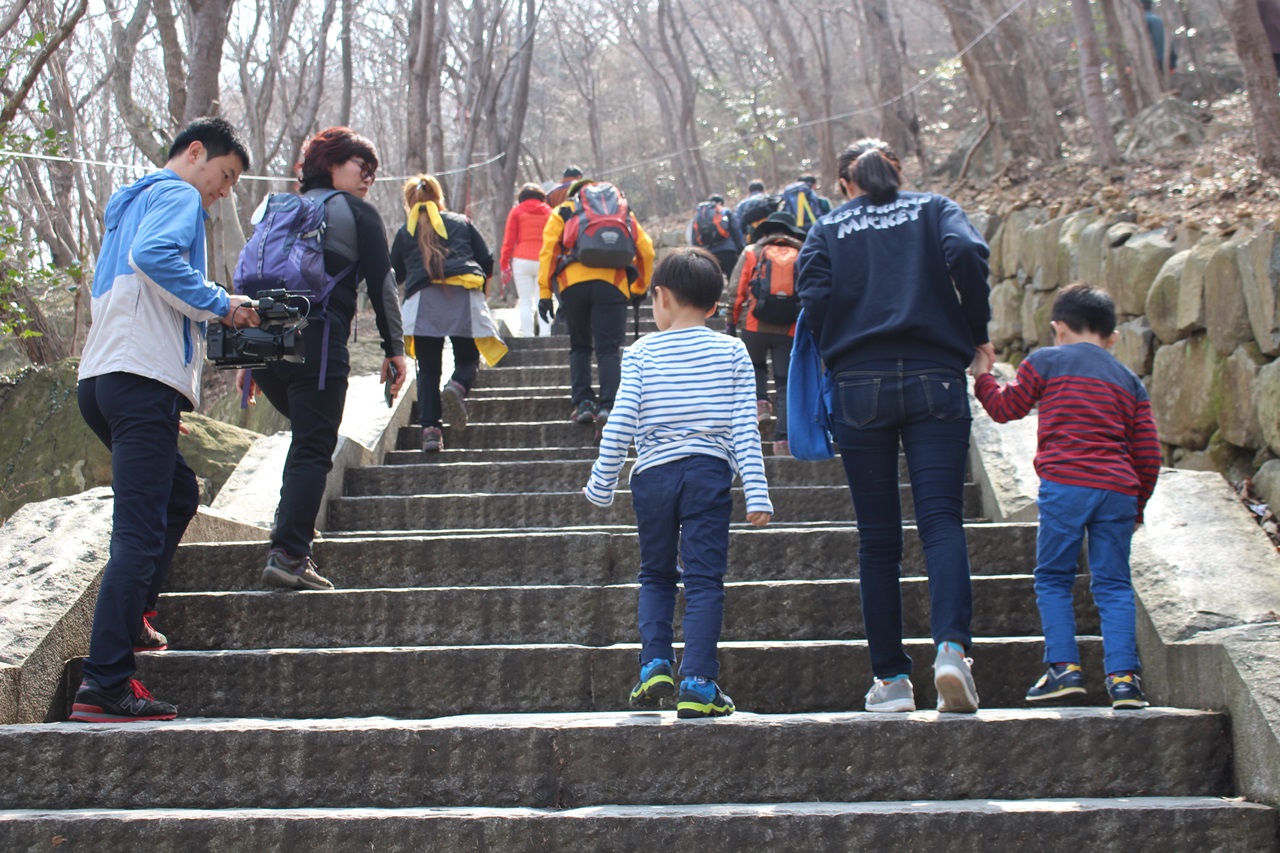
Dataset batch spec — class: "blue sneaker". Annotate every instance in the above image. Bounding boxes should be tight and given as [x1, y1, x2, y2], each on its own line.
[677, 676, 735, 719]
[1026, 663, 1087, 702]
[1106, 672, 1149, 709]
[629, 658, 675, 708]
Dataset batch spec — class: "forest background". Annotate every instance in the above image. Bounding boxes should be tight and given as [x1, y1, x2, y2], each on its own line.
[0, 0, 1277, 380]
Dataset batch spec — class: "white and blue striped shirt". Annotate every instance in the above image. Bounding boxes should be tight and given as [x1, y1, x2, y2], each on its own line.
[584, 325, 773, 514]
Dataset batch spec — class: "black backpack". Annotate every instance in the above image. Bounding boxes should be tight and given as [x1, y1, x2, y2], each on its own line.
[693, 201, 730, 246]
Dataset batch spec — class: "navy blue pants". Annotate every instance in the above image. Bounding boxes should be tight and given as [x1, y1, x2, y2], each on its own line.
[413, 335, 479, 428]
[78, 373, 199, 689]
[831, 359, 973, 679]
[631, 455, 733, 680]
[1035, 480, 1140, 674]
[559, 280, 626, 410]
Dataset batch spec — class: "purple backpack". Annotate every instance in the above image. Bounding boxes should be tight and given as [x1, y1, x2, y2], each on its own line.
[234, 190, 355, 389]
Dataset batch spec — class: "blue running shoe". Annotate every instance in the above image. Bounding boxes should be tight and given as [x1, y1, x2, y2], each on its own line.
[677, 676, 735, 719]
[1026, 663, 1086, 702]
[1106, 672, 1149, 709]
[629, 658, 675, 708]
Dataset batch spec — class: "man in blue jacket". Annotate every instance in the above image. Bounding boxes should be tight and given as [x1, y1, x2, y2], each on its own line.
[71, 117, 259, 722]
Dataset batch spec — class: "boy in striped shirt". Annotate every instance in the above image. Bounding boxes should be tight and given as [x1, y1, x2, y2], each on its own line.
[584, 247, 773, 718]
[972, 283, 1161, 709]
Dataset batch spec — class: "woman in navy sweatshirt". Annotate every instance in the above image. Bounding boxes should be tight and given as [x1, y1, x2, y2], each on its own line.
[796, 138, 993, 715]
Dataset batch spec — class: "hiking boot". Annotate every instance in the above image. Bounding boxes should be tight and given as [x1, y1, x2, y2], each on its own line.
[629, 658, 676, 708]
[571, 400, 597, 424]
[1106, 672, 1149, 709]
[756, 399, 773, 423]
[262, 548, 335, 591]
[1026, 663, 1086, 703]
[421, 426, 444, 452]
[133, 609, 168, 652]
[442, 380, 468, 432]
[773, 439, 790, 457]
[934, 641, 980, 713]
[677, 676, 735, 719]
[865, 675, 916, 712]
[69, 678, 177, 722]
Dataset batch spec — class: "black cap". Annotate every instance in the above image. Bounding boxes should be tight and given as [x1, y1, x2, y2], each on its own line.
[563, 165, 583, 179]
[751, 211, 807, 243]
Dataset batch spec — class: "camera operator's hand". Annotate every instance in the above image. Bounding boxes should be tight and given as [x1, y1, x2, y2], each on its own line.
[538, 298, 555, 324]
[383, 355, 408, 400]
[236, 368, 259, 406]
[222, 294, 261, 328]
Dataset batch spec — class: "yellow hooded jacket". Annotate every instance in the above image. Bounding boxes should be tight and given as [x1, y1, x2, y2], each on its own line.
[537, 198, 655, 300]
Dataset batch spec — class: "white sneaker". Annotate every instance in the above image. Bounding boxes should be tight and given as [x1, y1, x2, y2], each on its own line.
[865, 676, 916, 712]
[934, 642, 980, 713]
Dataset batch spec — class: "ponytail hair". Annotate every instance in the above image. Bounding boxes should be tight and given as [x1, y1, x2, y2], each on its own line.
[837, 138, 902, 205]
[403, 175, 447, 279]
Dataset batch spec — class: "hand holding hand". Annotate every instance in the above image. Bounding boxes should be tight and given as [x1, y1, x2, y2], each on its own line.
[970, 342, 996, 377]
[538, 298, 555, 324]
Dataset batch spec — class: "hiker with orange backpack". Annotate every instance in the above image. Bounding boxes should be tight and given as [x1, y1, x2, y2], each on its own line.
[727, 211, 806, 457]
[538, 179, 655, 432]
[689, 194, 744, 280]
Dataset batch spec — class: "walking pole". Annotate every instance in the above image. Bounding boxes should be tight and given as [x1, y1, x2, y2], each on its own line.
[633, 297, 640, 343]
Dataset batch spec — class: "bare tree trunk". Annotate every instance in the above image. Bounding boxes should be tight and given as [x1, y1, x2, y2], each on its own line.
[759, 0, 837, 183]
[1117, 0, 1164, 104]
[429, 0, 450, 170]
[1101, 0, 1143, 118]
[657, 0, 711, 196]
[491, 0, 537, 242]
[0, 281, 69, 364]
[863, 0, 919, 159]
[339, 0, 354, 126]
[0, 0, 34, 38]
[152, 0, 186, 124]
[1223, 0, 1280, 174]
[1070, 0, 1120, 165]
[406, 0, 439, 174]
[0, 0, 87, 127]
[106, 0, 167, 165]
[612, 0, 686, 201]
[937, 0, 1061, 164]
[183, 0, 236, 120]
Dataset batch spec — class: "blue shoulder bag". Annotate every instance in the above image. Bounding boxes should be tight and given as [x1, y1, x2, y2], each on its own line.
[786, 309, 835, 461]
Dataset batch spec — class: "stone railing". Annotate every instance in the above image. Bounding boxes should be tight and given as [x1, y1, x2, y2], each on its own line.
[984, 207, 1280, 499]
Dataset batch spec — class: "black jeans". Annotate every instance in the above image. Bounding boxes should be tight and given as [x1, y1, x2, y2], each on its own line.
[741, 329, 792, 439]
[253, 323, 350, 558]
[559, 280, 627, 409]
[78, 372, 200, 688]
[414, 335, 480, 428]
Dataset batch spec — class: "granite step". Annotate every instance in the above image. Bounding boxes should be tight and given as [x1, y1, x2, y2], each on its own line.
[325, 485, 983, 532]
[74, 637, 1110, 718]
[0, 709, 1231, 810]
[0, 799, 1272, 853]
[394, 419, 796, 449]
[168, 525, 1041, 591]
[157, 575, 1094, 650]
[347, 457, 852, 495]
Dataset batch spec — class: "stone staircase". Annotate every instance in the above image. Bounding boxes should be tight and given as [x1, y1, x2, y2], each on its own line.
[0, 329, 1277, 850]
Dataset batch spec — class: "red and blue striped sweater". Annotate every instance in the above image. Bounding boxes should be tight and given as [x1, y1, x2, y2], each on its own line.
[974, 342, 1161, 522]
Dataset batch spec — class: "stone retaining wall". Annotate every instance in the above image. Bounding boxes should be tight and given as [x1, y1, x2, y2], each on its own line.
[986, 207, 1280, 498]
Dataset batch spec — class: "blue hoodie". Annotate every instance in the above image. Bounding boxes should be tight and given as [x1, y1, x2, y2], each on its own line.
[79, 169, 231, 406]
[796, 191, 990, 376]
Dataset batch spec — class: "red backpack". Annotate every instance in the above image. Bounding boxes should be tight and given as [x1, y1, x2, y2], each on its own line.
[749, 242, 800, 326]
[558, 183, 638, 269]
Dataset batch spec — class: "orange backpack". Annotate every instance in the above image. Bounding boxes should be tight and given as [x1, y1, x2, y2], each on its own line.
[749, 242, 800, 326]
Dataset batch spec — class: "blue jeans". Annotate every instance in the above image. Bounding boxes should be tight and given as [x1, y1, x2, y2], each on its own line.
[1035, 480, 1140, 674]
[631, 455, 733, 679]
[831, 359, 973, 679]
[78, 373, 200, 688]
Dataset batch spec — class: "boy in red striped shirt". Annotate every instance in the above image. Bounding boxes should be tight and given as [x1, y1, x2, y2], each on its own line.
[972, 283, 1161, 709]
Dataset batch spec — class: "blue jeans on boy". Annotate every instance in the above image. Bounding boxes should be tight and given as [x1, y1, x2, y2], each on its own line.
[631, 454, 733, 680]
[831, 359, 973, 679]
[78, 372, 200, 688]
[1035, 480, 1140, 674]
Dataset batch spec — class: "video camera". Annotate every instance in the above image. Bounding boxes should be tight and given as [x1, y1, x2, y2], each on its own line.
[207, 289, 310, 369]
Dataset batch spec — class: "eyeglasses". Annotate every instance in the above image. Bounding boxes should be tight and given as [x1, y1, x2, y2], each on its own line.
[350, 158, 376, 181]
